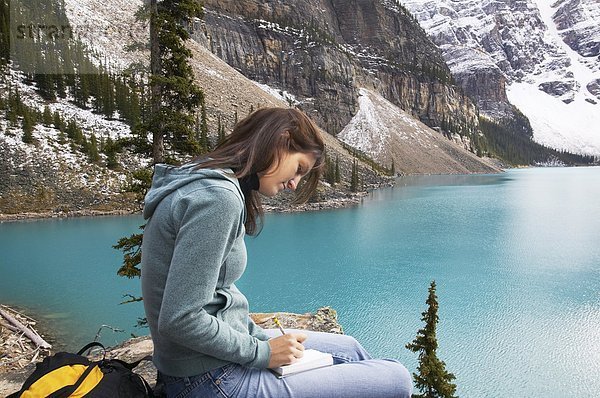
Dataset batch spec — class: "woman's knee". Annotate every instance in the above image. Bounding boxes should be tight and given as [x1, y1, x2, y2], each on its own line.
[385, 360, 413, 398]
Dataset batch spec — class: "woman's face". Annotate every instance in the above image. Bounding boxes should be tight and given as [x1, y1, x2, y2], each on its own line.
[258, 151, 317, 197]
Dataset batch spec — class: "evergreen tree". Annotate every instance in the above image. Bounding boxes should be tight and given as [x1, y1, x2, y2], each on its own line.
[115, 0, 205, 282]
[73, 74, 91, 109]
[199, 95, 209, 151]
[42, 106, 53, 126]
[7, 102, 19, 126]
[144, 0, 204, 162]
[0, 0, 9, 65]
[53, 111, 64, 132]
[66, 119, 78, 140]
[350, 159, 359, 192]
[324, 154, 335, 185]
[217, 114, 225, 145]
[103, 136, 120, 170]
[22, 112, 35, 144]
[406, 281, 458, 398]
[57, 128, 67, 145]
[88, 133, 100, 162]
[9, 89, 24, 118]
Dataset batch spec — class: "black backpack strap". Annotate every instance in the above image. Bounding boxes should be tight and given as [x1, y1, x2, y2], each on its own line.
[114, 355, 153, 370]
[138, 372, 156, 397]
[77, 342, 106, 356]
[47, 363, 98, 398]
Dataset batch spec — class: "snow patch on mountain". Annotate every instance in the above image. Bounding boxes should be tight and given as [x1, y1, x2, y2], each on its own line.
[0, 67, 147, 212]
[339, 88, 400, 157]
[338, 87, 500, 174]
[506, 0, 600, 155]
[402, 0, 600, 156]
[63, 0, 148, 72]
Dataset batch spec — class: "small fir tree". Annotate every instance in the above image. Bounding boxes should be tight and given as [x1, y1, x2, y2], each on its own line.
[350, 159, 359, 192]
[88, 133, 100, 162]
[406, 281, 458, 398]
[324, 154, 335, 185]
[22, 112, 34, 144]
[42, 106, 53, 126]
[199, 96, 209, 151]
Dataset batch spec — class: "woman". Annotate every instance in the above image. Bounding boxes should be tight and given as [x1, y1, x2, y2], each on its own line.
[141, 107, 412, 397]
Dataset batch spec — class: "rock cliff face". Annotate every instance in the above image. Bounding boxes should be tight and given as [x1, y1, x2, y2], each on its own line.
[403, 0, 551, 120]
[194, 0, 480, 146]
[552, 0, 600, 59]
[403, 0, 600, 155]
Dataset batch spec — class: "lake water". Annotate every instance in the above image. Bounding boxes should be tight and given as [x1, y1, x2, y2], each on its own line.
[1, 167, 599, 397]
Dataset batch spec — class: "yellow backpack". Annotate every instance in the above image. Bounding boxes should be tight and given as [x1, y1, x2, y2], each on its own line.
[8, 342, 153, 397]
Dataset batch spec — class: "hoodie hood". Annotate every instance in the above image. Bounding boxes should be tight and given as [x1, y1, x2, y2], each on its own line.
[143, 163, 242, 220]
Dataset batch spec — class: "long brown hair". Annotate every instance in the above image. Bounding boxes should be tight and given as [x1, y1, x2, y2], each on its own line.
[195, 107, 325, 235]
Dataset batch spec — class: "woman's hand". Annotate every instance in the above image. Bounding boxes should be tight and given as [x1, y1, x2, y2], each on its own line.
[268, 333, 307, 368]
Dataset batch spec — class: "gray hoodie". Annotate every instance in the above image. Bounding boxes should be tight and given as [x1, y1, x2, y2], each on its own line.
[140, 163, 271, 377]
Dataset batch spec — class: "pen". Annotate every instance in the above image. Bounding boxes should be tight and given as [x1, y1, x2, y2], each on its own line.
[273, 316, 286, 335]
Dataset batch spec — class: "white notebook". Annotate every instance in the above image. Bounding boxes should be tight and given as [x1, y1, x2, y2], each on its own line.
[271, 349, 334, 378]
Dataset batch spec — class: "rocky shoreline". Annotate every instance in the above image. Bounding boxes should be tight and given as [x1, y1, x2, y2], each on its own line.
[0, 183, 389, 222]
[0, 209, 138, 222]
[0, 306, 343, 396]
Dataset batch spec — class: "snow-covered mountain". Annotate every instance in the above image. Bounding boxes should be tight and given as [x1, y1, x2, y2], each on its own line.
[403, 0, 600, 156]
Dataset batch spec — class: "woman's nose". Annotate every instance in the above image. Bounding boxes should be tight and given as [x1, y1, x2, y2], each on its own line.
[287, 178, 298, 191]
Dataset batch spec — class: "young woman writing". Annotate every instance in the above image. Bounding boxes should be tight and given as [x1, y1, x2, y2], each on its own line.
[140, 107, 412, 397]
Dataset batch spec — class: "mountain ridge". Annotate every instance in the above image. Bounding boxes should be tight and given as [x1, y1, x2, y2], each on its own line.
[403, 0, 600, 156]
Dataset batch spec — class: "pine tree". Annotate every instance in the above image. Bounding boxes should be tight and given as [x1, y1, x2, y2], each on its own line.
[144, 0, 204, 161]
[116, 0, 205, 282]
[199, 95, 209, 151]
[7, 102, 18, 126]
[217, 114, 225, 145]
[66, 119, 78, 140]
[43, 106, 53, 126]
[88, 133, 100, 162]
[35, 73, 56, 101]
[0, 0, 9, 65]
[104, 136, 120, 170]
[350, 159, 359, 192]
[53, 111, 64, 132]
[324, 155, 335, 185]
[22, 112, 35, 144]
[406, 281, 457, 398]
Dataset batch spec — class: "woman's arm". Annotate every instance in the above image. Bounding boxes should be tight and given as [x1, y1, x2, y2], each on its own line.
[247, 316, 271, 341]
[156, 186, 270, 368]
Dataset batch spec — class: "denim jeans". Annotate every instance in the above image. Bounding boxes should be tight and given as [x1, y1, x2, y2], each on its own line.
[159, 329, 413, 398]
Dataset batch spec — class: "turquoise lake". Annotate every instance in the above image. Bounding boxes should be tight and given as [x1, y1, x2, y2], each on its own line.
[1, 167, 599, 397]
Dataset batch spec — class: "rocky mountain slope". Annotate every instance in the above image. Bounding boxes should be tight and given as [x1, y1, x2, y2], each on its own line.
[339, 88, 499, 174]
[194, 0, 489, 156]
[403, 0, 600, 156]
[1, 0, 507, 217]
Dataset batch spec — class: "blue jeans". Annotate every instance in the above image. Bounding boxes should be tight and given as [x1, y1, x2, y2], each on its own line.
[159, 329, 413, 398]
